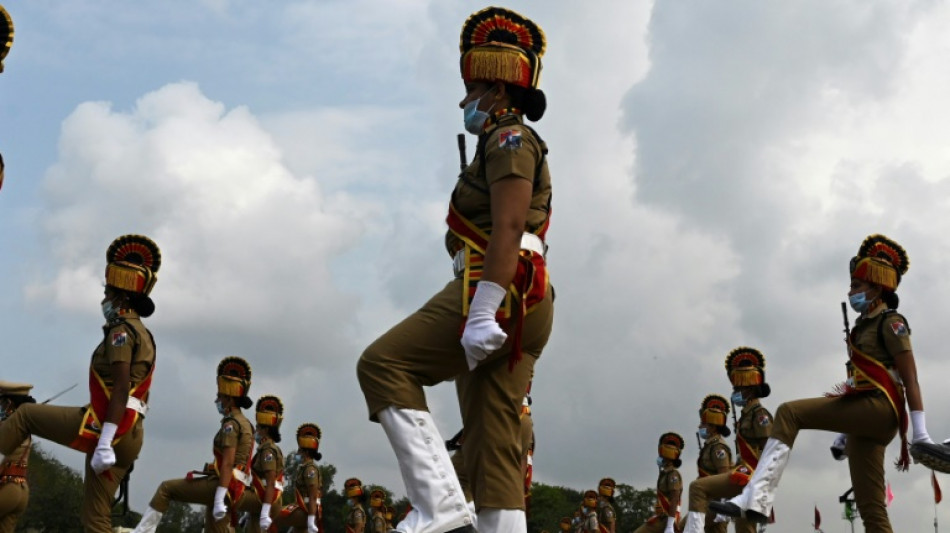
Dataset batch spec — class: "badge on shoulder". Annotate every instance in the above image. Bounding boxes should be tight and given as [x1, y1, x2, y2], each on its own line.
[498, 129, 522, 150]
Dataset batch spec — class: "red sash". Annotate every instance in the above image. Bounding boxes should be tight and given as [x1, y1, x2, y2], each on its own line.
[251, 469, 285, 505]
[69, 362, 153, 453]
[446, 202, 550, 371]
[835, 341, 910, 469]
[729, 433, 759, 486]
[646, 492, 679, 524]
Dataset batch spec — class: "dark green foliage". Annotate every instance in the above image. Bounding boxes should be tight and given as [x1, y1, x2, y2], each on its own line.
[13, 447, 655, 533]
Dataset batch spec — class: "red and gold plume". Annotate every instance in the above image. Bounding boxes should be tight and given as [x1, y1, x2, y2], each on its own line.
[725, 347, 765, 387]
[255, 395, 284, 427]
[700, 394, 730, 426]
[216, 356, 251, 398]
[850, 234, 908, 291]
[460, 7, 545, 89]
[297, 422, 322, 451]
[658, 432, 685, 460]
[105, 234, 161, 295]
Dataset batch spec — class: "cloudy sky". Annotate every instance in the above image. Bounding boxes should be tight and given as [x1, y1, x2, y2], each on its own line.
[4, 0, 950, 530]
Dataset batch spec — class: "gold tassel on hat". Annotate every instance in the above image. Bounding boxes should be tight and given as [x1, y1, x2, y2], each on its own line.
[462, 45, 533, 87]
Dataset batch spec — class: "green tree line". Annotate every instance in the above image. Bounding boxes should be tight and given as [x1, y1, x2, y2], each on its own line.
[17, 445, 658, 532]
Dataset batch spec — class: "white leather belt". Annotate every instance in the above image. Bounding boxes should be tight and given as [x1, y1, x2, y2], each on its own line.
[126, 397, 148, 416]
[233, 468, 252, 486]
[452, 233, 546, 277]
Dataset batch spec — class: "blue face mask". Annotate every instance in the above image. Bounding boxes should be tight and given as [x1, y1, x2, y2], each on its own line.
[849, 291, 870, 313]
[656, 456, 664, 467]
[101, 300, 118, 320]
[731, 390, 747, 407]
[463, 87, 496, 134]
[215, 399, 227, 416]
[698, 427, 709, 440]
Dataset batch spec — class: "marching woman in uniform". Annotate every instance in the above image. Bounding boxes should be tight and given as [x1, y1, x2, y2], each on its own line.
[712, 235, 933, 533]
[239, 395, 285, 532]
[679, 395, 733, 533]
[344, 478, 367, 533]
[133, 356, 254, 533]
[684, 349, 772, 533]
[633, 433, 684, 533]
[595, 478, 617, 533]
[275, 423, 323, 533]
[0, 382, 35, 533]
[0, 235, 160, 533]
[356, 7, 554, 533]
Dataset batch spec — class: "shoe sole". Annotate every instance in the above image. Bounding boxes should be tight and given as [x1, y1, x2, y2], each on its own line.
[911, 443, 950, 474]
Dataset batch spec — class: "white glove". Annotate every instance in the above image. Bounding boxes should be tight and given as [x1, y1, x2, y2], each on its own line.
[664, 516, 675, 533]
[260, 503, 272, 530]
[911, 410, 934, 444]
[460, 281, 508, 369]
[213, 486, 228, 521]
[90, 422, 118, 474]
[307, 513, 319, 533]
[831, 433, 847, 461]
[713, 513, 730, 524]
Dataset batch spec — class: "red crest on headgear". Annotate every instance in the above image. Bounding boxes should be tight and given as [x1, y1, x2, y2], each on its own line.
[460, 7, 546, 89]
[700, 394, 730, 426]
[725, 347, 765, 387]
[850, 234, 908, 291]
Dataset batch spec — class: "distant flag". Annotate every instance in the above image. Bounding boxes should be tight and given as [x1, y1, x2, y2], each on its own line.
[812, 505, 823, 532]
[886, 481, 895, 507]
[933, 471, 943, 504]
[844, 501, 855, 522]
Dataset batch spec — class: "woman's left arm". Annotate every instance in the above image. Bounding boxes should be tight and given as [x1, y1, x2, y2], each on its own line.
[895, 350, 923, 411]
[480, 176, 533, 285]
[263, 469, 277, 507]
[106, 361, 131, 424]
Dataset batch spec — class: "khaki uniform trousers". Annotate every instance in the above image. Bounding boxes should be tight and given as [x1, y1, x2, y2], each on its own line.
[0, 482, 28, 533]
[683, 473, 754, 533]
[358, 279, 553, 510]
[274, 507, 311, 532]
[632, 516, 672, 533]
[148, 475, 232, 532]
[450, 410, 534, 505]
[236, 489, 281, 533]
[772, 394, 897, 533]
[0, 404, 142, 533]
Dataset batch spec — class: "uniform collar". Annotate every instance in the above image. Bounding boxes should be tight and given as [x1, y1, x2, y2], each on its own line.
[741, 398, 761, 414]
[864, 301, 888, 319]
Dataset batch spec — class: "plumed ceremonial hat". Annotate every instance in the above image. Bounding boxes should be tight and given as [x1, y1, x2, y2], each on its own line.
[255, 395, 284, 427]
[0, 5, 12, 73]
[725, 347, 766, 387]
[460, 6, 545, 89]
[0, 380, 32, 397]
[345, 477, 364, 498]
[699, 394, 730, 426]
[216, 356, 251, 398]
[850, 234, 908, 291]
[105, 235, 161, 296]
[658, 432, 685, 462]
[297, 422, 322, 451]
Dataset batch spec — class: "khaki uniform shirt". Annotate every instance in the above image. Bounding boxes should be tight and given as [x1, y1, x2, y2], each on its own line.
[738, 399, 772, 452]
[369, 507, 388, 533]
[851, 305, 912, 366]
[656, 466, 682, 517]
[252, 438, 283, 488]
[214, 410, 254, 469]
[698, 434, 732, 475]
[93, 312, 155, 386]
[445, 114, 552, 255]
[347, 502, 366, 532]
[295, 458, 321, 494]
[596, 497, 615, 530]
[581, 507, 599, 533]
